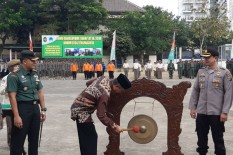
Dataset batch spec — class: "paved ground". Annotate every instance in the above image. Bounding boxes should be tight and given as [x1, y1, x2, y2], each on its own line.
[1, 71, 233, 155]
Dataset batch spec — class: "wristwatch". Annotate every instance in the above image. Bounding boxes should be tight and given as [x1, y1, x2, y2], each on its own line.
[41, 107, 47, 112]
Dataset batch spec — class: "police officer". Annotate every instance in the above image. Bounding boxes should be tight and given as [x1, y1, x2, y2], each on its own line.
[189, 48, 233, 155]
[7, 50, 47, 155]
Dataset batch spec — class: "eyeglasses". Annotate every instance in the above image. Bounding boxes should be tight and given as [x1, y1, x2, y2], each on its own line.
[27, 59, 37, 63]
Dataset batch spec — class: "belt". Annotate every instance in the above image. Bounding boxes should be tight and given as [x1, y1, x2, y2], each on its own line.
[17, 100, 39, 105]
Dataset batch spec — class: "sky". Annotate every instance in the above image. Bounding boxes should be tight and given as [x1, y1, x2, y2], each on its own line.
[127, 0, 179, 16]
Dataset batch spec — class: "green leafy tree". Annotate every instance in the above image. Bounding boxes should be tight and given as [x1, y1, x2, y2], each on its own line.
[39, 0, 108, 36]
[191, 0, 231, 50]
[0, 0, 38, 53]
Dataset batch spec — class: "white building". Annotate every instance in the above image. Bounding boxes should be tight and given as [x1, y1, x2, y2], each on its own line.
[178, 0, 209, 23]
[178, 0, 233, 30]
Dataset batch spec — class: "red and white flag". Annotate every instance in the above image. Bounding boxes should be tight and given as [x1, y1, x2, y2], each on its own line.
[29, 32, 33, 51]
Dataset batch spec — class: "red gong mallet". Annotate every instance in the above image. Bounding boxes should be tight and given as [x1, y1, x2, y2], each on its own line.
[121, 125, 147, 133]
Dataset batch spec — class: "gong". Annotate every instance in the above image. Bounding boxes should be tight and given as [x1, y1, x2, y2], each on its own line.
[127, 114, 158, 144]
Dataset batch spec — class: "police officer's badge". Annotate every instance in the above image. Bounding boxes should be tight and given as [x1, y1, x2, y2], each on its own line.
[226, 71, 232, 81]
[23, 87, 28, 91]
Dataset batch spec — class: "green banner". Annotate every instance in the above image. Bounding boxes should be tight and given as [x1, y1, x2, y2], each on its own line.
[42, 35, 103, 58]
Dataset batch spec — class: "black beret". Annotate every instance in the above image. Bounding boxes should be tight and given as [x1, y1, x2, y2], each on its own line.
[117, 73, 131, 89]
[20, 50, 39, 60]
[201, 47, 219, 57]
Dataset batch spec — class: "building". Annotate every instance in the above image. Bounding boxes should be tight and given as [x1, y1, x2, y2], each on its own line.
[178, 0, 210, 23]
[218, 0, 233, 30]
[178, 0, 233, 30]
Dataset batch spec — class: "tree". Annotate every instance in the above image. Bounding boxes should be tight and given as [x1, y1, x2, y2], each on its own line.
[103, 6, 183, 61]
[0, 0, 38, 53]
[38, 0, 108, 36]
[191, 0, 231, 50]
[173, 17, 193, 48]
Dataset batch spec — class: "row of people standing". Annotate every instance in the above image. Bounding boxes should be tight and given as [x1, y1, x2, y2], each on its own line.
[123, 59, 165, 80]
[71, 61, 115, 80]
[177, 59, 205, 79]
[34, 60, 107, 80]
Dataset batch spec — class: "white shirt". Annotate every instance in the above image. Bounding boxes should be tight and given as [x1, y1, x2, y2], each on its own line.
[153, 64, 157, 71]
[123, 63, 130, 69]
[157, 63, 164, 69]
[0, 74, 9, 105]
[133, 62, 140, 69]
[147, 63, 153, 69]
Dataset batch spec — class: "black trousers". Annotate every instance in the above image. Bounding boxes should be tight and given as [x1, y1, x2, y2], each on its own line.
[108, 71, 114, 79]
[196, 114, 226, 155]
[96, 71, 102, 77]
[84, 71, 89, 79]
[72, 71, 77, 80]
[76, 122, 98, 155]
[10, 103, 40, 155]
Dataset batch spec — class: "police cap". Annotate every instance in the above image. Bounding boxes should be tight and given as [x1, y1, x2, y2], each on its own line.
[201, 47, 219, 58]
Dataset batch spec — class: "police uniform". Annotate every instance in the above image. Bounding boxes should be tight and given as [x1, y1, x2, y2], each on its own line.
[7, 50, 46, 155]
[189, 48, 233, 155]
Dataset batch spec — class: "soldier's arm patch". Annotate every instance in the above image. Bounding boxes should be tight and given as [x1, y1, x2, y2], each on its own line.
[226, 71, 232, 81]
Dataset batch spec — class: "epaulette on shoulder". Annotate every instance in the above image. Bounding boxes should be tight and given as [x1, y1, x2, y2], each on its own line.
[200, 66, 206, 69]
[220, 67, 225, 70]
[32, 69, 38, 73]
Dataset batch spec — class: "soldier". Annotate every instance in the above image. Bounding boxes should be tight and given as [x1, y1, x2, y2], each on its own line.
[167, 60, 175, 79]
[177, 59, 183, 79]
[7, 50, 46, 155]
[0, 60, 20, 149]
[190, 58, 195, 79]
[189, 48, 233, 155]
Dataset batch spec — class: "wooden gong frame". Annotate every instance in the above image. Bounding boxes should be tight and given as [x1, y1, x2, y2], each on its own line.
[104, 78, 191, 155]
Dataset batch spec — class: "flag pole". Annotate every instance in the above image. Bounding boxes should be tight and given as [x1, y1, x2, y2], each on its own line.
[29, 32, 33, 52]
[110, 30, 116, 66]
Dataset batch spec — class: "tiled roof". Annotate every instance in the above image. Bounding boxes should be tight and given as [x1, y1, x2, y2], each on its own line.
[102, 0, 145, 14]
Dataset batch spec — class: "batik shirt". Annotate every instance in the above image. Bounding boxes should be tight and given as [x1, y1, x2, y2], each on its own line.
[71, 76, 115, 127]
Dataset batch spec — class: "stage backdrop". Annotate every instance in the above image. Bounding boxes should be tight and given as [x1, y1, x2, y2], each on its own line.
[42, 35, 103, 58]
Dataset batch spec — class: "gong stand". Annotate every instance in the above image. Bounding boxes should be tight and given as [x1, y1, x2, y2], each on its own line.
[104, 78, 191, 155]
